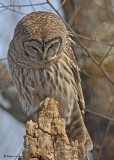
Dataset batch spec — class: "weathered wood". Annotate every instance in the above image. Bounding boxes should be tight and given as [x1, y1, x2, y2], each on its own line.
[19, 98, 88, 160]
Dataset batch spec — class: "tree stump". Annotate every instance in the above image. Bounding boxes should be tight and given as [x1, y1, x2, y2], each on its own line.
[19, 98, 88, 160]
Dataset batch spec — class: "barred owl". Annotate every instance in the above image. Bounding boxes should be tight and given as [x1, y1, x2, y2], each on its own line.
[8, 12, 92, 151]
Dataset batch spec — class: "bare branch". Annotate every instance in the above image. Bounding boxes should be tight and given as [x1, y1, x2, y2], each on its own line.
[0, 2, 47, 8]
[0, 58, 7, 61]
[81, 70, 94, 79]
[85, 109, 114, 122]
[97, 109, 114, 160]
[58, 0, 66, 11]
[76, 33, 113, 47]
[97, 121, 112, 160]
[68, 7, 78, 26]
[99, 42, 114, 66]
[75, 36, 114, 85]
[0, 8, 7, 13]
[0, 2, 26, 15]
[28, 0, 36, 11]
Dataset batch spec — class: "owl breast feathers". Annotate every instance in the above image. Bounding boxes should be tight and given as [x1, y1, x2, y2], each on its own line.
[8, 11, 93, 151]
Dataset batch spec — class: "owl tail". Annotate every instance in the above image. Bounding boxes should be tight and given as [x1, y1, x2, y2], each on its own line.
[66, 101, 93, 152]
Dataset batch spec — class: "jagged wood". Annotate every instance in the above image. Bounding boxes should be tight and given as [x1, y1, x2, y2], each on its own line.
[19, 98, 88, 160]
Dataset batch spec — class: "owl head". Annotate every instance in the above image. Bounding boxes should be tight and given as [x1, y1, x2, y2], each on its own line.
[9, 12, 69, 68]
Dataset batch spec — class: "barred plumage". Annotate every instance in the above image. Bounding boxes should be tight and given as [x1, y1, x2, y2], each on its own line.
[8, 11, 93, 151]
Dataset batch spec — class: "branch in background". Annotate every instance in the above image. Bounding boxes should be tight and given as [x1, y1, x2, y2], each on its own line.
[58, 0, 66, 11]
[97, 109, 114, 160]
[68, 7, 78, 26]
[81, 70, 94, 79]
[0, 2, 26, 15]
[85, 109, 114, 122]
[97, 121, 111, 160]
[0, 8, 7, 13]
[0, 2, 47, 8]
[28, 0, 36, 11]
[98, 42, 114, 66]
[0, 58, 7, 61]
[75, 36, 114, 85]
[76, 33, 113, 47]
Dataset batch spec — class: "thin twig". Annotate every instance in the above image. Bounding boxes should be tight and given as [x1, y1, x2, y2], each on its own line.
[85, 109, 114, 122]
[0, 2, 47, 8]
[47, 0, 114, 85]
[0, 2, 26, 15]
[76, 33, 112, 47]
[97, 109, 114, 160]
[68, 7, 77, 26]
[0, 8, 7, 13]
[29, 0, 36, 11]
[58, 0, 66, 11]
[75, 36, 114, 85]
[0, 58, 7, 61]
[81, 70, 94, 79]
[97, 121, 112, 160]
[99, 42, 114, 66]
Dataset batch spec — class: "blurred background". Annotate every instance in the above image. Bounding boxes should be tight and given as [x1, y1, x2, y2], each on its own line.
[0, 0, 114, 160]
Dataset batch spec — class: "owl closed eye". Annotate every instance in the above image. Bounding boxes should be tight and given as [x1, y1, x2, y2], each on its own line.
[23, 38, 62, 61]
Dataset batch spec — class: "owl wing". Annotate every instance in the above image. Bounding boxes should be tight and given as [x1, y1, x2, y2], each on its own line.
[68, 49, 93, 151]
[68, 50, 85, 117]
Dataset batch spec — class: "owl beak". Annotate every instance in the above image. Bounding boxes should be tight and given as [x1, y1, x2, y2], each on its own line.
[43, 55, 46, 60]
[42, 52, 46, 60]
